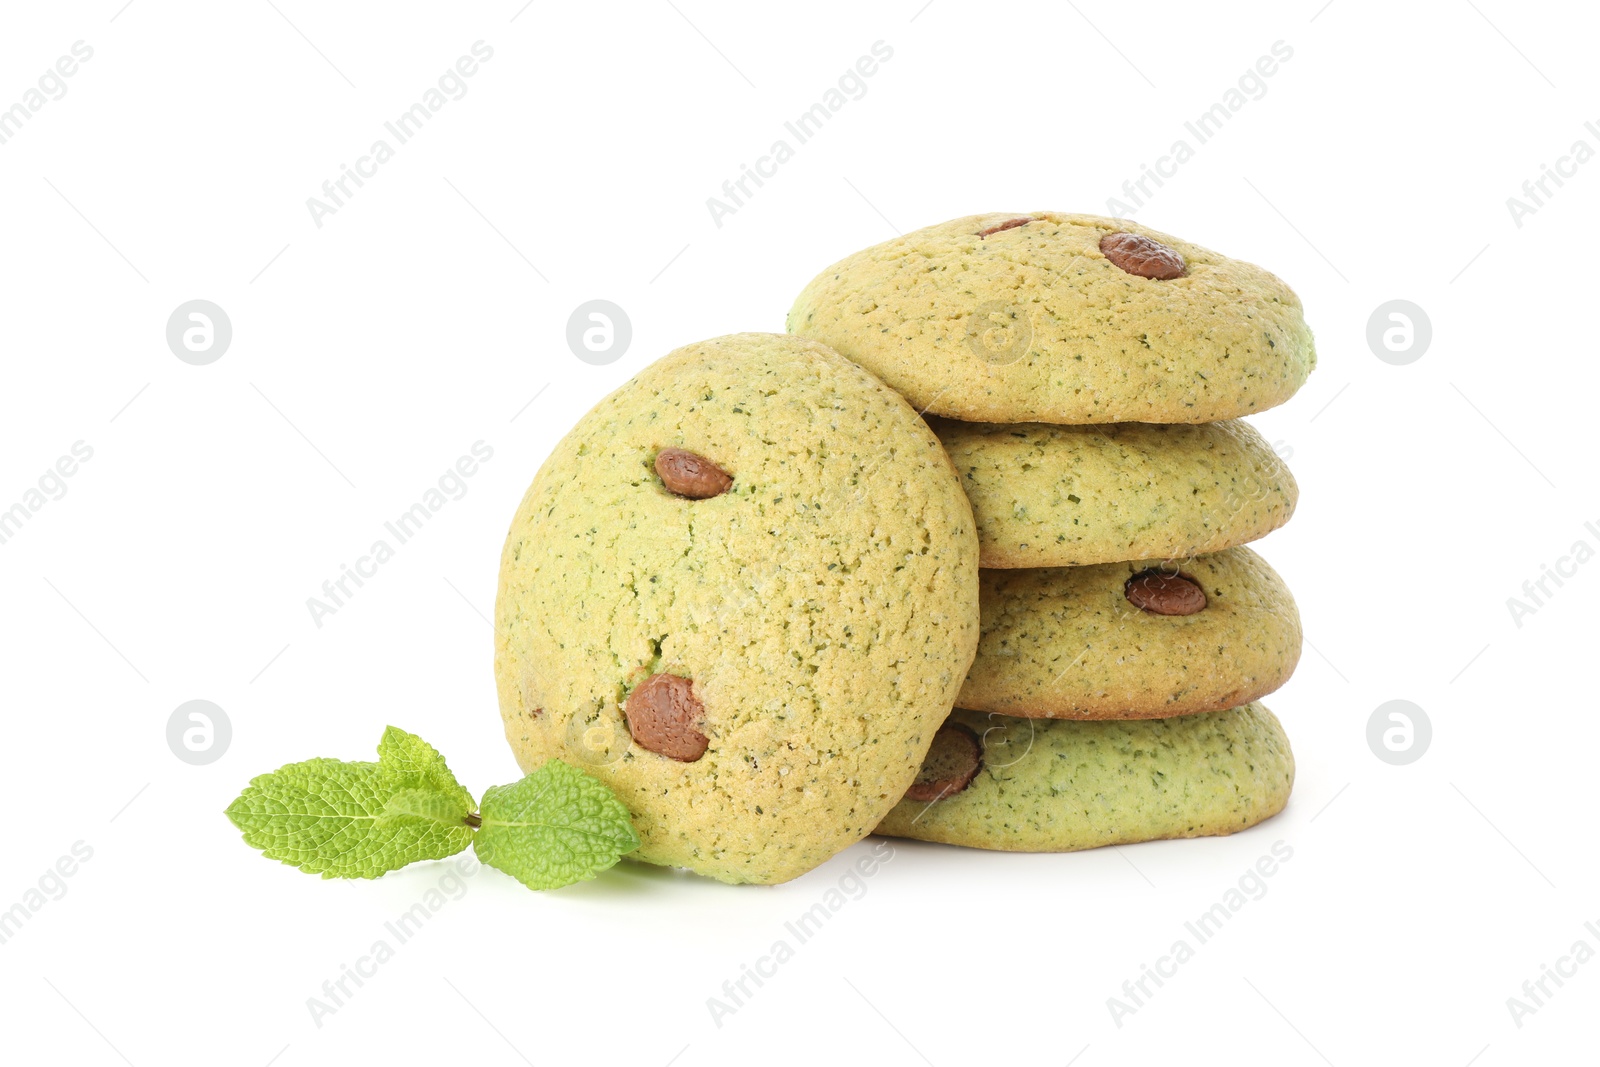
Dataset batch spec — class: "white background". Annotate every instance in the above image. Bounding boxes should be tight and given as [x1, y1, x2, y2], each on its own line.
[1, 1, 1595, 1064]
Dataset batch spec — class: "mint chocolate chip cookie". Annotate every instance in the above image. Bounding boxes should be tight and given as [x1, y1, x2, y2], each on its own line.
[494, 333, 980, 885]
[931, 416, 1297, 568]
[961, 546, 1301, 719]
[876, 703, 1294, 851]
[787, 212, 1315, 424]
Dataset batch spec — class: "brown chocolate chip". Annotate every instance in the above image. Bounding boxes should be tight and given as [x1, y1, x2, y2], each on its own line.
[1099, 232, 1187, 280]
[977, 217, 1034, 238]
[1124, 570, 1208, 616]
[655, 448, 732, 499]
[624, 673, 709, 761]
[905, 722, 983, 802]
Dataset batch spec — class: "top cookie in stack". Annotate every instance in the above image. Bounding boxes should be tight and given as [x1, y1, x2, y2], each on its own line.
[787, 212, 1313, 569]
[787, 211, 1314, 426]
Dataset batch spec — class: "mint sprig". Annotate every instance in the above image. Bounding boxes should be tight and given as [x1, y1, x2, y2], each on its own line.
[225, 727, 639, 890]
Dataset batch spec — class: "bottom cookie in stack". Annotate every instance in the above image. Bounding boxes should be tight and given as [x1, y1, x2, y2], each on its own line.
[876, 704, 1293, 851]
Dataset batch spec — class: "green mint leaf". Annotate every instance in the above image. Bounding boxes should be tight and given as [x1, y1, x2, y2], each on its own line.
[376, 788, 471, 828]
[473, 761, 640, 890]
[376, 726, 475, 812]
[225, 730, 475, 879]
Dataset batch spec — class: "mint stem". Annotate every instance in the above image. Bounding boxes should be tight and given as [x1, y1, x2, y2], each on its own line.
[463, 812, 482, 829]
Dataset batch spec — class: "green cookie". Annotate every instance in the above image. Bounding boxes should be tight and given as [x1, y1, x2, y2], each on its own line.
[495, 333, 980, 885]
[962, 546, 1302, 719]
[789, 212, 1315, 424]
[932, 416, 1296, 568]
[877, 703, 1294, 851]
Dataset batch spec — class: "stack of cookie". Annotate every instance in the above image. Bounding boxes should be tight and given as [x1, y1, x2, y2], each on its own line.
[787, 213, 1312, 852]
[494, 213, 1314, 884]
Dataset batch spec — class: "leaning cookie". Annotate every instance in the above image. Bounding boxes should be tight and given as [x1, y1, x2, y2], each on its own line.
[932, 416, 1296, 568]
[788, 212, 1315, 424]
[495, 332, 980, 885]
[876, 704, 1293, 851]
[961, 547, 1301, 719]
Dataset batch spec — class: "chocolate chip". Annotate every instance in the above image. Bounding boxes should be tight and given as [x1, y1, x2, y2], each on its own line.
[977, 217, 1034, 238]
[904, 722, 983, 802]
[1124, 570, 1208, 616]
[624, 673, 709, 761]
[1099, 232, 1187, 280]
[655, 448, 732, 499]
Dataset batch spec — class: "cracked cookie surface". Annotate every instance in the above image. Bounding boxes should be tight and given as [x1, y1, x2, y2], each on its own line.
[931, 416, 1296, 568]
[961, 546, 1301, 719]
[787, 212, 1315, 424]
[494, 332, 980, 884]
